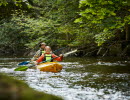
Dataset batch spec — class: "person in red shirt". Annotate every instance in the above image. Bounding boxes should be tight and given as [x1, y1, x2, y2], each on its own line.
[34, 46, 63, 64]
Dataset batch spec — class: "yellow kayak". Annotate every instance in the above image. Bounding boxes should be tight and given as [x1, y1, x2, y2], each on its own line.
[36, 62, 62, 73]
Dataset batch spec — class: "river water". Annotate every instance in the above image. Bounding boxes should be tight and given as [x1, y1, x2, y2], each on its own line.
[0, 56, 130, 100]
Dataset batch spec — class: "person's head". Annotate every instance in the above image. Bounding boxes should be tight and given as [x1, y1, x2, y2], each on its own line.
[39, 42, 46, 49]
[45, 46, 52, 53]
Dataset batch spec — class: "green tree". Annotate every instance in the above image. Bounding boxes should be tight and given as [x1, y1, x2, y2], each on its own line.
[76, 0, 130, 46]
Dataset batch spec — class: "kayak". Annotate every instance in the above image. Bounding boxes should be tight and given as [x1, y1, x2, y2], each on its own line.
[36, 62, 62, 73]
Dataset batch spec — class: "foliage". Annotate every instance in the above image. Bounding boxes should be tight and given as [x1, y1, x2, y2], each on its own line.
[0, 12, 56, 51]
[0, 0, 28, 6]
[1, 0, 130, 56]
[0, 12, 29, 52]
[76, 0, 130, 46]
[0, 0, 82, 54]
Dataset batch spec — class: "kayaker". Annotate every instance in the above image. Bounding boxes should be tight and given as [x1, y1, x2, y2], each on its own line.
[34, 46, 63, 64]
[31, 42, 46, 62]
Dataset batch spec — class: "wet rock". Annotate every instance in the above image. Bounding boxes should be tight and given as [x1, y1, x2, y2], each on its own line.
[0, 73, 63, 100]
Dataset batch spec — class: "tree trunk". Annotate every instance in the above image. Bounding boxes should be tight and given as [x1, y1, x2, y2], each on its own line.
[121, 24, 130, 56]
[125, 24, 130, 41]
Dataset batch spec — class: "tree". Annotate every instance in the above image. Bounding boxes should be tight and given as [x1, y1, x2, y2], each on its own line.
[75, 0, 130, 45]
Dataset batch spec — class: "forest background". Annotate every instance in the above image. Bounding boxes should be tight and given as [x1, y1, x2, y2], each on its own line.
[0, 0, 130, 57]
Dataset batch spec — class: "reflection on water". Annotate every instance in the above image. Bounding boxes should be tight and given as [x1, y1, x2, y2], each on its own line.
[0, 57, 130, 100]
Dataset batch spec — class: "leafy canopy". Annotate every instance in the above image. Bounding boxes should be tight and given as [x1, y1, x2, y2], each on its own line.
[75, 0, 130, 46]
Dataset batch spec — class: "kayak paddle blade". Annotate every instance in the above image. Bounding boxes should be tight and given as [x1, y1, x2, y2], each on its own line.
[64, 49, 77, 57]
[14, 64, 35, 71]
[18, 61, 30, 65]
[14, 66, 29, 71]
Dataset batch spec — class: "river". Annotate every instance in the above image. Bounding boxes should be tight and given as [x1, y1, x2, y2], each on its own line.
[0, 56, 130, 100]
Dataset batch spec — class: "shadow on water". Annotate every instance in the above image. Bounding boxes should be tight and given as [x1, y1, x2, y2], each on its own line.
[0, 56, 130, 100]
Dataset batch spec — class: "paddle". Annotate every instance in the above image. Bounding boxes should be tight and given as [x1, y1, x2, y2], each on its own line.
[14, 49, 78, 71]
[18, 46, 67, 66]
[18, 61, 30, 66]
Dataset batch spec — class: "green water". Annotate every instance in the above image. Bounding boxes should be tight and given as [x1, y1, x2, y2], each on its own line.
[0, 56, 130, 100]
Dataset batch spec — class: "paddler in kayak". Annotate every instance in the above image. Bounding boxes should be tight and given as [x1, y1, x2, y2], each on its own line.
[31, 42, 46, 62]
[34, 46, 63, 65]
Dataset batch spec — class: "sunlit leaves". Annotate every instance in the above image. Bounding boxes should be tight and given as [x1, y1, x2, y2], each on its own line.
[76, 0, 130, 46]
[0, 0, 81, 52]
[0, 0, 8, 6]
[124, 15, 130, 24]
[95, 31, 114, 46]
[0, 0, 27, 6]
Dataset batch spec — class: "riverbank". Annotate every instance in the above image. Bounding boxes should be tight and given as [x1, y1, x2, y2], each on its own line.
[0, 73, 63, 100]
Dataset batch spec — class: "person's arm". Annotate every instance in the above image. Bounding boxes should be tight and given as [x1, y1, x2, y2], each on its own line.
[36, 54, 44, 63]
[52, 54, 63, 61]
